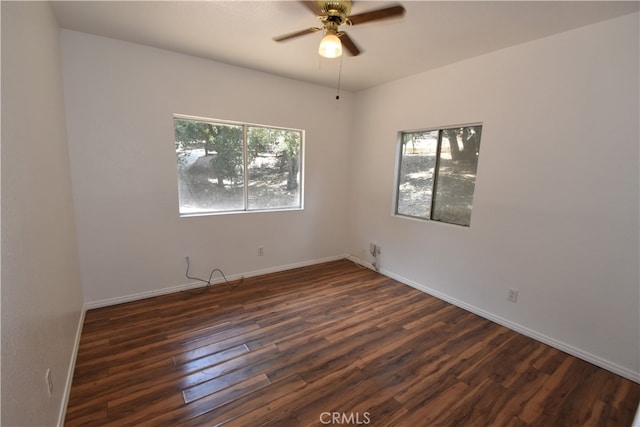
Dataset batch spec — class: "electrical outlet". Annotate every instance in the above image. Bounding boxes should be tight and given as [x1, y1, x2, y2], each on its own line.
[375, 244, 381, 255]
[45, 368, 53, 396]
[507, 288, 519, 303]
[258, 246, 264, 256]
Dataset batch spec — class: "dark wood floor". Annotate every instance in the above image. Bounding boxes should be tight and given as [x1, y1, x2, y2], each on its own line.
[65, 259, 639, 426]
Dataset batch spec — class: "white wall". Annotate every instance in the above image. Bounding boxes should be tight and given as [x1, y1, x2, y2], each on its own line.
[60, 30, 353, 304]
[348, 13, 639, 380]
[1, 2, 85, 425]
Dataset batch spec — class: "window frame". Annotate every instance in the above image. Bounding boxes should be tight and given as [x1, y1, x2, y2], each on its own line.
[174, 114, 304, 217]
[393, 123, 482, 227]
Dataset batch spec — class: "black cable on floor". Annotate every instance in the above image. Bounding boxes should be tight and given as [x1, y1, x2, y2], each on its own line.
[183, 257, 242, 295]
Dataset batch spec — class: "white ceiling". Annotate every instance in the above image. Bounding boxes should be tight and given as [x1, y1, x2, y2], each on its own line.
[51, 1, 639, 92]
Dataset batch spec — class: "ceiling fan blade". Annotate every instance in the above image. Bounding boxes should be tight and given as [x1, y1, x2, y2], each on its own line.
[300, 1, 322, 16]
[340, 32, 361, 56]
[348, 5, 405, 25]
[273, 27, 321, 42]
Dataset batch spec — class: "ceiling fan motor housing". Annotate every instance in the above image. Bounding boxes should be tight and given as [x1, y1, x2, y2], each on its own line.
[318, 0, 352, 26]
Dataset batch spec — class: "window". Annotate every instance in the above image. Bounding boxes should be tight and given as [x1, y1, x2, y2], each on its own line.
[395, 124, 482, 226]
[175, 116, 303, 216]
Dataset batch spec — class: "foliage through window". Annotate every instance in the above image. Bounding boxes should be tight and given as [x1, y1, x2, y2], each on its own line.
[175, 116, 303, 215]
[395, 124, 482, 226]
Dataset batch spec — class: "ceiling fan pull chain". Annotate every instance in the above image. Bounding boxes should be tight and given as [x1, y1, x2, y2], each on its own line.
[336, 54, 343, 100]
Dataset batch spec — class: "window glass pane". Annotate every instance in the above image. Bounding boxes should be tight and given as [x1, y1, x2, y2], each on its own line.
[432, 125, 482, 226]
[396, 130, 439, 218]
[175, 119, 244, 214]
[247, 127, 302, 210]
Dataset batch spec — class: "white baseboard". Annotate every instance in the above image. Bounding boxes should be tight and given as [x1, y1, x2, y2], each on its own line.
[350, 257, 639, 383]
[85, 255, 346, 310]
[238, 254, 346, 281]
[58, 306, 86, 427]
[633, 403, 640, 427]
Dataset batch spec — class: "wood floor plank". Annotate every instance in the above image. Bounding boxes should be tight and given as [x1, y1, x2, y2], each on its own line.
[519, 357, 576, 424]
[183, 374, 309, 427]
[65, 259, 639, 426]
[182, 372, 271, 404]
[430, 377, 508, 426]
[397, 375, 471, 426]
[229, 365, 366, 426]
[490, 367, 550, 426]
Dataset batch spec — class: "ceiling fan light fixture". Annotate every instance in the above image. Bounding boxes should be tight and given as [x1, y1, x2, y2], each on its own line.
[318, 33, 342, 58]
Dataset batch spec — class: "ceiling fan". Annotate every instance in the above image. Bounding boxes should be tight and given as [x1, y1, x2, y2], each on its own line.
[273, 1, 406, 58]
